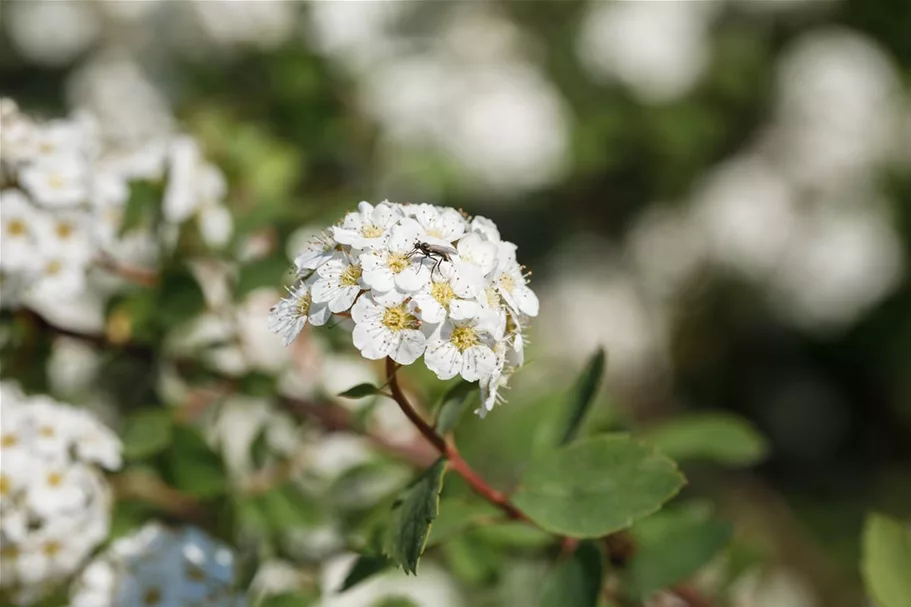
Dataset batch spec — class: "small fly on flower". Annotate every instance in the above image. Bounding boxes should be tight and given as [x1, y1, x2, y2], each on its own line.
[406, 239, 458, 280]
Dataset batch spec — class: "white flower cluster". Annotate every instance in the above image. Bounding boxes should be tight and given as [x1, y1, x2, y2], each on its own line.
[0, 98, 232, 307]
[69, 523, 245, 607]
[0, 382, 122, 605]
[269, 201, 538, 415]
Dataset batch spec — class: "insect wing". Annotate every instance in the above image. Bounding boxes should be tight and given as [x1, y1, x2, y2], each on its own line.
[425, 242, 458, 258]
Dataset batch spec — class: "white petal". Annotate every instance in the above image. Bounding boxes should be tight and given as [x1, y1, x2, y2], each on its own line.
[516, 286, 539, 317]
[387, 218, 422, 252]
[471, 216, 501, 242]
[391, 329, 426, 365]
[198, 204, 233, 248]
[353, 324, 393, 359]
[363, 267, 395, 292]
[395, 262, 431, 292]
[311, 279, 340, 304]
[424, 341, 462, 380]
[449, 299, 481, 320]
[329, 286, 360, 313]
[450, 261, 484, 298]
[351, 293, 383, 323]
[317, 257, 346, 279]
[415, 294, 446, 324]
[308, 302, 332, 326]
[461, 345, 496, 382]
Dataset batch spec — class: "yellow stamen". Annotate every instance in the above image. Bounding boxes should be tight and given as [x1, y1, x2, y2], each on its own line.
[1, 433, 18, 448]
[6, 218, 27, 237]
[143, 587, 163, 606]
[361, 225, 384, 238]
[43, 541, 61, 557]
[431, 281, 455, 308]
[46, 260, 62, 275]
[295, 292, 312, 317]
[387, 253, 408, 274]
[498, 273, 516, 294]
[47, 472, 63, 487]
[382, 305, 417, 332]
[0, 474, 11, 496]
[39, 425, 55, 438]
[48, 173, 65, 190]
[340, 264, 362, 287]
[450, 326, 479, 352]
[55, 222, 73, 239]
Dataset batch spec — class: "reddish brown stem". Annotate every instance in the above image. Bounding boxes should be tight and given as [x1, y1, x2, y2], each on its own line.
[385, 357, 530, 523]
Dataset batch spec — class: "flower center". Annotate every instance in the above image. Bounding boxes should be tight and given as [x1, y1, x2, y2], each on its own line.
[484, 287, 501, 309]
[340, 264, 362, 287]
[498, 273, 516, 294]
[7, 218, 27, 237]
[425, 227, 443, 239]
[48, 172, 65, 190]
[55, 222, 73, 239]
[431, 281, 455, 308]
[39, 425, 55, 437]
[0, 474, 10, 496]
[361, 224, 384, 238]
[46, 260, 62, 276]
[47, 472, 63, 487]
[296, 292, 312, 317]
[382, 305, 416, 332]
[43, 541, 61, 557]
[387, 253, 409, 274]
[450, 326, 479, 352]
[186, 564, 207, 582]
[1, 433, 18, 448]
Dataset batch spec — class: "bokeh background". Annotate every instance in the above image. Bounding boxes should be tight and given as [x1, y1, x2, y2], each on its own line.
[2, 1, 910, 606]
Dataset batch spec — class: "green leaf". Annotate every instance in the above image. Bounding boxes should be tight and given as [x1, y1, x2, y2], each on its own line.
[372, 598, 419, 607]
[512, 435, 685, 538]
[119, 180, 161, 236]
[435, 380, 475, 434]
[558, 348, 605, 445]
[627, 517, 731, 600]
[165, 424, 227, 499]
[260, 591, 317, 607]
[157, 266, 207, 328]
[338, 383, 384, 399]
[862, 513, 911, 607]
[260, 484, 321, 531]
[383, 458, 448, 574]
[426, 500, 499, 547]
[640, 413, 769, 467]
[475, 521, 554, 550]
[540, 541, 604, 607]
[441, 531, 500, 585]
[236, 254, 292, 298]
[122, 409, 174, 460]
[250, 427, 271, 469]
[341, 554, 392, 592]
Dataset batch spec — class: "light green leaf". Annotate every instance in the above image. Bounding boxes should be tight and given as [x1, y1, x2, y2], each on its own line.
[627, 517, 731, 600]
[862, 513, 911, 607]
[236, 254, 294, 298]
[260, 484, 321, 531]
[540, 541, 604, 607]
[122, 409, 173, 460]
[341, 554, 392, 592]
[383, 458, 448, 575]
[435, 380, 475, 434]
[558, 348, 606, 445]
[372, 598, 419, 607]
[512, 435, 685, 538]
[338, 383, 383, 399]
[640, 413, 769, 467]
[475, 521, 554, 550]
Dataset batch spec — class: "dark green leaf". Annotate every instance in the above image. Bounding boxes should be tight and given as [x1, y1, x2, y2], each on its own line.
[341, 554, 392, 592]
[250, 428, 271, 469]
[382, 458, 448, 574]
[540, 541, 604, 607]
[441, 531, 500, 585]
[475, 521, 554, 550]
[165, 424, 227, 499]
[239, 371, 277, 397]
[122, 409, 174, 460]
[512, 435, 685, 538]
[338, 383, 383, 399]
[641, 413, 769, 467]
[862, 513, 911, 607]
[260, 591, 317, 607]
[157, 266, 207, 328]
[435, 380, 475, 434]
[119, 180, 161, 236]
[627, 518, 731, 600]
[558, 348, 605, 445]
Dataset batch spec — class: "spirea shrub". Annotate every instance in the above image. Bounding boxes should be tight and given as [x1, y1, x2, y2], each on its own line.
[0, 382, 121, 605]
[269, 201, 538, 416]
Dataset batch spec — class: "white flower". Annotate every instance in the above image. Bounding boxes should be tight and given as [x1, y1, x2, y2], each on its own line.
[0, 190, 41, 272]
[330, 200, 402, 250]
[294, 231, 337, 273]
[68, 523, 245, 607]
[449, 232, 498, 299]
[311, 254, 366, 313]
[424, 312, 503, 381]
[0, 382, 121, 602]
[19, 157, 89, 208]
[493, 256, 539, 317]
[407, 203, 467, 242]
[360, 218, 431, 293]
[411, 264, 482, 324]
[470, 215, 501, 242]
[351, 291, 426, 364]
[268, 281, 331, 346]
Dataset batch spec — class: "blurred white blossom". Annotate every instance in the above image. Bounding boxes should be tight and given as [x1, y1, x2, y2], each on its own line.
[69, 523, 245, 607]
[0, 382, 121, 605]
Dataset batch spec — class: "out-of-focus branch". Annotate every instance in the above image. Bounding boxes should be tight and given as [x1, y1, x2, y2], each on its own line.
[95, 255, 159, 288]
